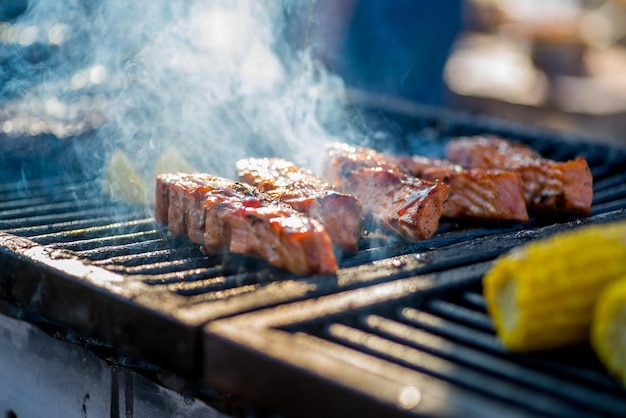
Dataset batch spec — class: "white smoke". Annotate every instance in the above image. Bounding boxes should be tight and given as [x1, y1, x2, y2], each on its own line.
[1, 0, 350, 182]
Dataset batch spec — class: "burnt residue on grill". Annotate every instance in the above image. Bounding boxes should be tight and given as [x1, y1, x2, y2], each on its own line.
[1, 104, 626, 416]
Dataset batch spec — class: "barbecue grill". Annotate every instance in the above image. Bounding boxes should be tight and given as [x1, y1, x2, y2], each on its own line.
[2, 96, 626, 417]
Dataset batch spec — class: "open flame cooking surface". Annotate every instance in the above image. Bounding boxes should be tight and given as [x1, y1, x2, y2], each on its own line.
[1, 105, 626, 416]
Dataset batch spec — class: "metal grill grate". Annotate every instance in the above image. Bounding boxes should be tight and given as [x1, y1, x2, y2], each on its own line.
[2, 104, 626, 415]
[204, 261, 626, 418]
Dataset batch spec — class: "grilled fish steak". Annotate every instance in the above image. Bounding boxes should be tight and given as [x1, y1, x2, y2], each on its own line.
[155, 173, 338, 276]
[324, 143, 449, 241]
[395, 155, 529, 222]
[236, 157, 364, 255]
[446, 136, 593, 216]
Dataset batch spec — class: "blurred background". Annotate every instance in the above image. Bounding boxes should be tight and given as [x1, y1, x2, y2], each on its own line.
[1, 0, 626, 152]
[448, 0, 626, 145]
[308, 0, 626, 145]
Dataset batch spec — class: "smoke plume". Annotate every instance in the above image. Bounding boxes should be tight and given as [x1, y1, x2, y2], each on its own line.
[1, 0, 350, 187]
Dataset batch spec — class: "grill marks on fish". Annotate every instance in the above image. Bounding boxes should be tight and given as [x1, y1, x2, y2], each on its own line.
[324, 143, 449, 242]
[446, 136, 593, 216]
[236, 158, 363, 255]
[155, 173, 337, 276]
[153, 135, 590, 275]
[394, 155, 529, 222]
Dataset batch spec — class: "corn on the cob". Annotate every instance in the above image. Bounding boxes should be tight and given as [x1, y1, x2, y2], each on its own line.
[591, 277, 626, 386]
[104, 148, 149, 206]
[483, 221, 626, 352]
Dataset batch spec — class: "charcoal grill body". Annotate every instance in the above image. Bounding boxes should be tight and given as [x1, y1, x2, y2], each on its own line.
[1, 102, 626, 417]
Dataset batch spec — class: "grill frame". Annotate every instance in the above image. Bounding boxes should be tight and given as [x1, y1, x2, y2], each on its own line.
[1, 101, 626, 414]
[0, 231, 205, 375]
[202, 211, 626, 418]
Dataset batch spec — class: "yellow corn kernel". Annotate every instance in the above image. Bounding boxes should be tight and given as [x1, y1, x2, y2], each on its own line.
[103, 148, 149, 206]
[591, 277, 626, 386]
[483, 220, 626, 352]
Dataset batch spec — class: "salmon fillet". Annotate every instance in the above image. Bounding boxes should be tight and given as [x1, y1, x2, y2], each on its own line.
[446, 136, 593, 216]
[154, 173, 338, 276]
[155, 173, 208, 238]
[324, 143, 448, 241]
[394, 155, 529, 222]
[236, 158, 363, 255]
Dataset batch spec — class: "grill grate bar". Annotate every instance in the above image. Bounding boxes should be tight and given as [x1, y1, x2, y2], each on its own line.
[0, 195, 69, 211]
[592, 185, 626, 206]
[590, 199, 626, 216]
[179, 281, 260, 302]
[0, 184, 96, 206]
[422, 299, 494, 333]
[1, 215, 144, 237]
[101, 256, 217, 275]
[27, 218, 157, 244]
[589, 166, 614, 181]
[323, 323, 594, 418]
[0, 174, 93, 193]
[73, 238, 170, 260]
[0, 175, 92, 196]
[399, 307, 623, 392]
[590, 164, 625, 182]
[346, 227, 521, 270]
[160, 275, 253, 296]
[399, 308, 493, 350]
[48, 230, 163, 251]
[0, 207, 128, 229]
[592, 171, 626, 193]
[360, 314, 626, 415]
[126, 268, 229, 285]
[592, 169, 626, 196]
[89, 246, 203, 267]
[458, 290, 487, 311]
[0, 197, 107, 220]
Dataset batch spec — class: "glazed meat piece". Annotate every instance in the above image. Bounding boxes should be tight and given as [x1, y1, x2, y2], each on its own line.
[324, 143, 448, 241]
[338, 167, 448, 241]
[324, 142, 394, 184]
[155, 173, 203, 238]
[395, 155, 529, 222]
[156, 173, 267, 244]
[236, 157, 363, 255]
[212, 200, 338, 276]
[154, 173, 338, 276]
[446, 135, 593, 216]
[154, 173, 176, 225]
